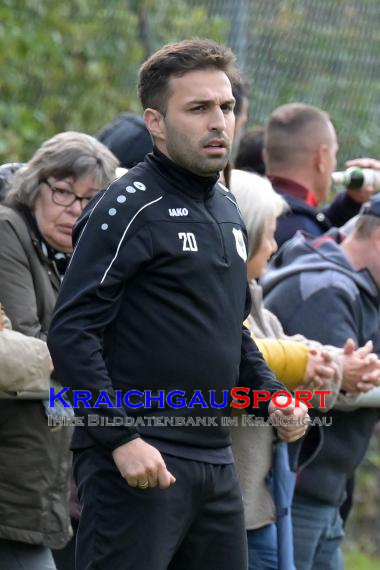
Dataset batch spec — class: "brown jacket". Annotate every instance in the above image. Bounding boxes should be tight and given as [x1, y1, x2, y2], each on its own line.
[0, 205, 73, 548]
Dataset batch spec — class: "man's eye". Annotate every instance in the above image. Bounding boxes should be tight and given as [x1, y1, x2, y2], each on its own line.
[191, 105, 206, 112]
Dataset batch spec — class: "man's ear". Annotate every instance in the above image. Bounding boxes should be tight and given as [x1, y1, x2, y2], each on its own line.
[315, 144, 328, 173]
[144, 108, 165, 143]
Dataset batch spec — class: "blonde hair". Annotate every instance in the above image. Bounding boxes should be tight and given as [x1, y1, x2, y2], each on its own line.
[230, 169, 287, 258]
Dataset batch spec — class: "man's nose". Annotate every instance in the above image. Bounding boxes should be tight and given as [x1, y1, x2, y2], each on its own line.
[208, 107, 227, 131]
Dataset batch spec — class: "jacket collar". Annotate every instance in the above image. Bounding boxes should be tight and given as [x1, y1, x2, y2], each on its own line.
[18, 206, 69, 283]
[146, 147, 219, 200]
[269, 175, 317, 205]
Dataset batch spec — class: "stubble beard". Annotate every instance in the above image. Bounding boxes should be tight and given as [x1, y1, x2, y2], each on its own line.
[168, 140, 230, 177]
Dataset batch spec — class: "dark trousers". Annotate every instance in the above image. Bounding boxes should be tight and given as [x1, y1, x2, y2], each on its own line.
[53, 518, 78, 570]
[74, 447, 247, 570]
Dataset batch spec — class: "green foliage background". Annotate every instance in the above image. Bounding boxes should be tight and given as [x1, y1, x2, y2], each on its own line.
[2, 0, 380, 168]
[0, 0, 227, 162]
[239, 0, 380, 168]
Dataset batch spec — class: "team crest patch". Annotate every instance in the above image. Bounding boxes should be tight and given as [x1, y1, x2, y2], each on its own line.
[232, 228, 247, 262]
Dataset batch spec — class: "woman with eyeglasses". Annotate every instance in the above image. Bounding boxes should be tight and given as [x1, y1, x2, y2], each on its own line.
[0, 131, 118, 569]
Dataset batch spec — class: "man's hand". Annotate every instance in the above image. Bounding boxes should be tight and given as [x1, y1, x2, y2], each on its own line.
[112, 438, 176, 489]
[268, 395, 310, 443]
[344, 158, 380, 203]
[346, 185, 374, 204]
[342, 338, 380, 392]
[302, 348, 338, 390]
[346, 157, 380, 170]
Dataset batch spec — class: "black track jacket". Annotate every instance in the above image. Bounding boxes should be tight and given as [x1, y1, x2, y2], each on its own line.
[48, 149, 284, 451]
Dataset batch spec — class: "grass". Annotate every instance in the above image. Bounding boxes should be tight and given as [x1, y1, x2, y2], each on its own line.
[345, 550, 380, 570]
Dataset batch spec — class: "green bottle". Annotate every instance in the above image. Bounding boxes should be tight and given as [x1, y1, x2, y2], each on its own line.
[332, 167, 380, 190]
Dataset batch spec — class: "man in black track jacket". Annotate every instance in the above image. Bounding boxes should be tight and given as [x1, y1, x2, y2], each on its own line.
[48, 39, 308, 570]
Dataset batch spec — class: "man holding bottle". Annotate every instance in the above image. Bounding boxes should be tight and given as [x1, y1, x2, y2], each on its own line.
[263, 102, 374, 247]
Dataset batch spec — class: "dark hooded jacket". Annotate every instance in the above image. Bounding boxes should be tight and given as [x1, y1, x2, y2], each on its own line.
[262, 229, 380, 506]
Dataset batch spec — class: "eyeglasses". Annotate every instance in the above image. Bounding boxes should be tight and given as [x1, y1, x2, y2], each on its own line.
[44, 179, 94, 209]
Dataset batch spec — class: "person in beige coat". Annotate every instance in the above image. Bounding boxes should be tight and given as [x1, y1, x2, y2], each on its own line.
[0, 131, 118, 570]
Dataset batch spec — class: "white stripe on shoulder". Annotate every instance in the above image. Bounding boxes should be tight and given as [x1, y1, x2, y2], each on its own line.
[100, 195, 163, 285]
[68, 185, 110, 269]
[218, 182, 230, 193]
[225, 194, 238, 207]
[225, 194, 243, 220]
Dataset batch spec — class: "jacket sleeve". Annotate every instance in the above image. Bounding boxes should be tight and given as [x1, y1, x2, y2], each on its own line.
[47, 197, 153, 450]
[323, 191, 361, 228]
[239, 327, 290, 417]
[335, 387, 380, 410]
[253, 336, 308, 391]
[0, 328, 51, 393]
[279, 286, 359, 349]
[247, 319, 342, 411]
[0, 215, 44, 338]
[239, 286, 288, 416]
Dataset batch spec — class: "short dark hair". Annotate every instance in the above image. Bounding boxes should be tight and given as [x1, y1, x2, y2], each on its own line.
[264, 103, 332, 169]
[138, 38, 238, 113]
[235, 126, 265, 175]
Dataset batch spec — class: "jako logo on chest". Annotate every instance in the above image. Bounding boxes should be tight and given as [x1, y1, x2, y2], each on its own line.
[169, 208, 188, 217]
